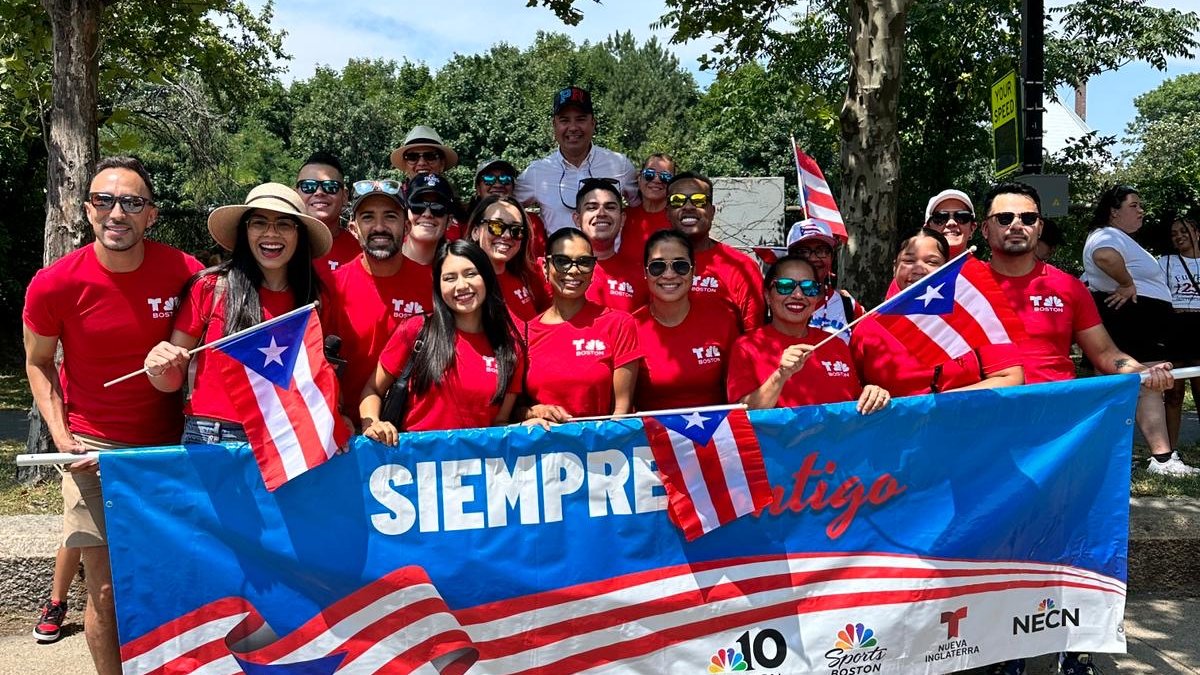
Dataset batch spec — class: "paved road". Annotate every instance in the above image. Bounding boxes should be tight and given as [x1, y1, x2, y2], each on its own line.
[1, 595, 1197, 674]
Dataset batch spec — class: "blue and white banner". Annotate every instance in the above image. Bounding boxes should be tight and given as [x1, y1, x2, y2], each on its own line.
[103, 375, 1138, 675]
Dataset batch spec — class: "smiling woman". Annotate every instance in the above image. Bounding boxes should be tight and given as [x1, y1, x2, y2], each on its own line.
[141, 182, 331, 445]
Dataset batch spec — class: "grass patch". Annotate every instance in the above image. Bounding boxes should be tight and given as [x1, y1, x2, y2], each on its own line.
[0, 366, 29, 411]
[0, 439, 58, 516]
[1131, 441, 1200, 499]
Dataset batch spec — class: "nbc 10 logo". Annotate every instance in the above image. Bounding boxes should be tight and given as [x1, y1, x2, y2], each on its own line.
[707, 628, 788, 673]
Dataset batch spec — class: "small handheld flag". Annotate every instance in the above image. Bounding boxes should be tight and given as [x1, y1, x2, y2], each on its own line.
[793, 142, 848, 241]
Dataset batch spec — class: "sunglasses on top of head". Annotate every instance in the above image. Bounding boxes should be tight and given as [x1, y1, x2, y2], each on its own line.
[481, 219, 526, 239]
[929, 210, 975, 225]
[640, 168, 674, 183]
[295, 179, 344, 195]
[480, 174, 514, 186]
[646, 259, 693, 277]
[771, 277, 821, 297]
[89, 192, 151, 214]
[352, 179, 402, 197]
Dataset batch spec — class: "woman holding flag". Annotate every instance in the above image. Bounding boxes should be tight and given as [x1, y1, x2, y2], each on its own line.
[358, 240, 523, 442]
[849, 228, 1024, 396]
[726, 254, 890, 413]
[142, 182, 330, 444]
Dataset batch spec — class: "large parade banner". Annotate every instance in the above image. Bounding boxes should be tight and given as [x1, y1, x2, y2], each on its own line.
[102, 375, 1139, 675]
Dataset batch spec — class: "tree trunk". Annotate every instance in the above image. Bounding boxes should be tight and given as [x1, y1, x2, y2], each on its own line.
[839, 0, 910, 308]
[19, 0, 103, 483]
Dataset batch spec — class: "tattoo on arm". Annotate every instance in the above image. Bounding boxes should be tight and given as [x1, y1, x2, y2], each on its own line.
[1113, 358, 1130, 371]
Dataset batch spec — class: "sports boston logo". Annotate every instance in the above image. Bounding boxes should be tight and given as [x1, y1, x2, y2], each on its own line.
[824, 622, 886, 674]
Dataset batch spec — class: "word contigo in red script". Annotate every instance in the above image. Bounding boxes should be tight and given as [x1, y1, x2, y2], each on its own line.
[758, 452, 907, 539]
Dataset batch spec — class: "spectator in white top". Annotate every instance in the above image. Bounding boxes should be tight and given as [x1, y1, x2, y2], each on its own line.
[515, 86, 638, 236]
[1158, 213, 1200, 451]
[1081, 185, 1174, 365]
[923, 189, 977, 256]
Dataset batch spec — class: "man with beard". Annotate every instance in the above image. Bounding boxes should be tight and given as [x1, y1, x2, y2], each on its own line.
[296, 151, 358, 273]
[23, 157, 202, 670]
[325, 179, 431, 427]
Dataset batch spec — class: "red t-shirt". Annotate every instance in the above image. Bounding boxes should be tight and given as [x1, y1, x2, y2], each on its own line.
[325, 255, 433, 423]
[726, 325, 863, 408]
[849, 316, 1023, 396]
[175, 275, 298, 422]
[526, 211, 548, 262]
[22, 242, 203, 445]
[377, 316, 522, 431]
[586, 244, 650, 314]
[499, 269, 549, 323]
[988, 261, 1102, 383]
[622, 205, 669, 253]
[632, 298, 740, 411]
[524, 302, 643, 417]
[693, 242, 765, 333]
[315, 227, 362, 274]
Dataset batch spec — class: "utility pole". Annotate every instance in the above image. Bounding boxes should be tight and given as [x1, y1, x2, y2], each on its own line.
[1021, 0, 1045, 175]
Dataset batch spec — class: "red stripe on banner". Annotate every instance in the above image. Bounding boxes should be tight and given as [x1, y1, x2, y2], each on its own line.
[362, 628, 478, 675]
[726, 409, 773, 515]
[144, 641, 234, 675]
[693, 436, 738, 528]
[500, 577, 1119, 675]
[640, 417, 705, 540]
[120, 597, 256, 662]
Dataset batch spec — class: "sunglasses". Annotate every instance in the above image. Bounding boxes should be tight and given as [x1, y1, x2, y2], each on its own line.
[352, 179, 402, 197]
[640, 168, 674, 183]
[771, 277, 821, 297]
[929, 210, 975, 225]
[668, 193, 709, 209]
[549, 254, 598, 274]
[88, 192, 151, 214]
[480, 174, 514, 186]
[409, 201, 449, 216]
[989, 211, 1040, 226]
[482, 219, 526, 239]
[646, 259, 693, 277]
[295, 179, 343, 195]
[403, 150, 443, 163]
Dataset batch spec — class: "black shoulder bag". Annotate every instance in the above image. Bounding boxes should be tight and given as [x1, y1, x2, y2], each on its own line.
[379, 338, 423, 429]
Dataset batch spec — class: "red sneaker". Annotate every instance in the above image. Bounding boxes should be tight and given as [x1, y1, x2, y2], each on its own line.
[33, 599, 67, 643]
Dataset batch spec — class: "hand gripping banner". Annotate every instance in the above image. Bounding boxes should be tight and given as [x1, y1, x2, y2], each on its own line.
[102, 375, 1139, 674]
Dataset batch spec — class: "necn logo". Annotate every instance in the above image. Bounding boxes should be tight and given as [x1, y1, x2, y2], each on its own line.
[825, 623, 886, 674]
[707, 629, 787, 673]
[1012, 598, 1079, 635]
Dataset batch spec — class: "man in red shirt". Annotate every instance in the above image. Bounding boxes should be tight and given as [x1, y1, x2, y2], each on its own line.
[574, 178, 650, 313]
[327, 180, 432, 426]
[23, 157, 203, 672]
[667, 172, 765, 332]
[983, 183, 1190, 460]
[296, 151, 359, 273]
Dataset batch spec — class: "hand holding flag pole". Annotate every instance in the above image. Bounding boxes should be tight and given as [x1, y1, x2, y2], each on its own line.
[103, 303, 319, 388]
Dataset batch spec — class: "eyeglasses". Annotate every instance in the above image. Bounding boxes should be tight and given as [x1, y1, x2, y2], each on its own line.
[771, 277, 821, 297]
[794, 245, 833, 259]
[480, 174, 514, 187]
[646, 259, 693, 277]
[409, 201, 449, 217]
[482, 219, 526, 239]
[89, 193, 151, 214]
[295, 179, 343, 195]
[929, 210, 975, 225]
[640, 168, 674, 183]
[989, 211, 1040, 227]
[668, 193, 709, 209]
[352, 179, 402, 197]
[403, 150, 443, 163]
[246, 216, 299, 235]
[549, 254, 597, 274]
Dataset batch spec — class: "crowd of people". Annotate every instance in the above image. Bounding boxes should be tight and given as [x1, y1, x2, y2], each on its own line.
[21, 85, 1199, 675]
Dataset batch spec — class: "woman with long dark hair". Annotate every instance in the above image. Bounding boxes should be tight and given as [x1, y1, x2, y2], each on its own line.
[359, 239, 522, 442]
[1158, 214, 1200, 450]
[143, 183, 330, 443]
[519, 227, 642, 422]
[467, 195, 549, 321]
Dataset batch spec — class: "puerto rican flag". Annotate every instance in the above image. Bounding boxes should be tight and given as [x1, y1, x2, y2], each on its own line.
[794, 144, 848, 241]
[641, 409, 772, 541]
[874, 256, 1025, 367]
[213, 305, 349, 491]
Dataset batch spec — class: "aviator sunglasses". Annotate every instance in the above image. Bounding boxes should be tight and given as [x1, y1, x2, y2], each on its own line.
[668, 193, 709, 209]
[646, 259, 693, 277]
[88, 192, 151, 214]
[295, 179, 344, 195]
[640, 168, 674, 183]
[771, 277, 822, 297]
[481, 219, 527, 239]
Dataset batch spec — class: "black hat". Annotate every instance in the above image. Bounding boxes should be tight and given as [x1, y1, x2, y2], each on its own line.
[552, 86, 593, 116]
[404, 172, 454, 204]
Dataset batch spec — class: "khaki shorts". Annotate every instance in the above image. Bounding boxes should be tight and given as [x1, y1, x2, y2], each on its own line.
[62, 434, 135, 548]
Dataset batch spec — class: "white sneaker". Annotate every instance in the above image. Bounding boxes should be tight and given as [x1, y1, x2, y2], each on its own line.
[1146, 452, 1200, 477]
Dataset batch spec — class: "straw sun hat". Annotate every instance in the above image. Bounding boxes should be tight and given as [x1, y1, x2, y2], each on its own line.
[207, 182, 332, 258]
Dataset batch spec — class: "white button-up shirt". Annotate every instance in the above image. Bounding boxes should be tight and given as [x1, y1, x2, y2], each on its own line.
[516, 145, 639, 235]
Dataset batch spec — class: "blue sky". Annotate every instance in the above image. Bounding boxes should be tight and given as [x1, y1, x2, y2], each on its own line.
[255, 0, 1198, 145]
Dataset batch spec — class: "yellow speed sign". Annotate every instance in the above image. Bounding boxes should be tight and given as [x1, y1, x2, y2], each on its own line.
[991, 71, 1020, 178]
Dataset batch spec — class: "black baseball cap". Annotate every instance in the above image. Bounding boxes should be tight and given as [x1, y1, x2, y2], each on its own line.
[552, 86, 593, 116]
